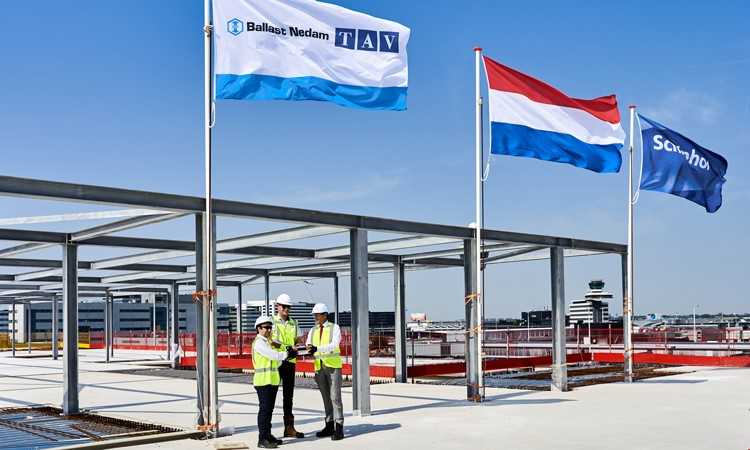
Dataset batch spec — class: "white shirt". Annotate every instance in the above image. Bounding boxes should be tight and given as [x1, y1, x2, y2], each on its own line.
[305, 320, 341, 354]
[254, 334, 288, 361]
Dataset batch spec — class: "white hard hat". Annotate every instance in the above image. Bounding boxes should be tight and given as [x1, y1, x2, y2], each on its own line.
[275, 293, 294, 306]
[311, 303, 329, 314]
[254, 315, 273, 329]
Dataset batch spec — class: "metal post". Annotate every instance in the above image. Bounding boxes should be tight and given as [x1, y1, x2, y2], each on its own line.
[264, 273, 270, 315]
[170, 282, 179, 369]
[236, 284, 243, 356]
[625, 105, 636, 383]
[194, 214, 206, 426]
[394, 261, 407, 383]
[104, 293, 111, 363]
[472, 46, 485, 402]
[333, 276, 339, 324]
[109, 297, 115, 359]
[350, 228, 370, 416]
[621, 253, 633, 382]
[550, 247, 568, 391]
[11, 300, 16, 357]
[463, 239, 480, 401]
[62, 238, 79, 415]
[205, 213, 218, 432]
[52, 296, 58, 360]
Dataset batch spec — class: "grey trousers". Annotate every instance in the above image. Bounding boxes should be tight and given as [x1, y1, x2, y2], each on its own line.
[314, 365, 343, 425]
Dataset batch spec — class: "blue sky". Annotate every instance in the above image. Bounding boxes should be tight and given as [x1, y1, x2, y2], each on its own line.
[0, 1, 747, 320]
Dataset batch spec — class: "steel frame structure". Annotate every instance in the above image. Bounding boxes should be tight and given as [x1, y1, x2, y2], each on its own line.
[0, 175, 627, 420]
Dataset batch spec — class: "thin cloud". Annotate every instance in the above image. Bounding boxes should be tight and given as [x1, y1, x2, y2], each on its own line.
[270, 173, 403, 205]
[642, 88, 721, 128]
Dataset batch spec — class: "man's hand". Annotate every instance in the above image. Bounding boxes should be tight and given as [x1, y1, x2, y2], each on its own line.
[286, 348, 299, 360]
[271, 341, 282, 349]
[307, 345, 317, 354]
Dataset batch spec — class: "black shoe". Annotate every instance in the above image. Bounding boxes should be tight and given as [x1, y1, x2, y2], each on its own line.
[331, 423, 344, 441]
[257, 439, 278, 449]
[316, 421, 334, 438]
[269, 434, 283, 445]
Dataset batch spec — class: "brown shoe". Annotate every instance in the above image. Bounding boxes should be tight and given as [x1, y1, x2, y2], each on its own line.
[283, 415, 304, 438]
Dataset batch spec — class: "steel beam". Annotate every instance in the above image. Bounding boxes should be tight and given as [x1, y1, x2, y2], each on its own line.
[0, 209, 170, 226]
[350, 229, 370, 416]
[550, 247, 568, 392]
[484, 246, 547, 263]
[463, 239, 480, 401]
[0, 243, 54, 258]
[394, 262, 407, 383]
[62, 239, 79, 414]
[71, 213, 186, 242]
[0, 176, 625, 253]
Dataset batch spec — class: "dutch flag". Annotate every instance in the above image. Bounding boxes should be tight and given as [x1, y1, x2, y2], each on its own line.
[484, 56, 625, 173]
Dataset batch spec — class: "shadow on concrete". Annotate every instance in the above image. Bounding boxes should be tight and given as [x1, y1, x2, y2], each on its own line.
[637, 379, 707, 384]
[372, 389, 573, 416]
[344, 422, 401, 437]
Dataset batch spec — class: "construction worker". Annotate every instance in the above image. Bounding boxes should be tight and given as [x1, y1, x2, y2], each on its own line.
[253, 315, 298, 449]
[272, 293, 304, 438]
[306, 303, 344, 441]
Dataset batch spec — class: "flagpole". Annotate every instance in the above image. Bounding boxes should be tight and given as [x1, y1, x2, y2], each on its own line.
[203, 0, 219, 433]
[473, 47, 484, 401]
[625, 105, 636, 383]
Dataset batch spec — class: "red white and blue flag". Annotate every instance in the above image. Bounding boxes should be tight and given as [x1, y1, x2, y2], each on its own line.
[484, 56, 625, 173]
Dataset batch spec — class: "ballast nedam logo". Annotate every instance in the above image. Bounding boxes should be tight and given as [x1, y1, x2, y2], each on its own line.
[652, 134, 711, 170]
[226, 19, 400, 53]
[227, 18, 243, 36]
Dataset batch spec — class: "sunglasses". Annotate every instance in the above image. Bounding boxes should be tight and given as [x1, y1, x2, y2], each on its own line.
[259, 325, 272, 330]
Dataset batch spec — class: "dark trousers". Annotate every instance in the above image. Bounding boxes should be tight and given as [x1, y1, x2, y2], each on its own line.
[255, 384, 279, 441]
[278, 360, 296, 417]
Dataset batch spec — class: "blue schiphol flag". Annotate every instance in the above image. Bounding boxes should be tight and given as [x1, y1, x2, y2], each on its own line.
[638, 114, 728, 213]
[212, 0, 410, 111]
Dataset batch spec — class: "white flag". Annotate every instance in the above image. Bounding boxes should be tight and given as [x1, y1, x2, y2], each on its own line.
[213, 0, 410, 110]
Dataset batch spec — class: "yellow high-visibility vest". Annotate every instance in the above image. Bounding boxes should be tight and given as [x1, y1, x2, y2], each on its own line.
[273, 315, 298, 363]
[311, 322, 342, 371]
[252, 337, 280, 386]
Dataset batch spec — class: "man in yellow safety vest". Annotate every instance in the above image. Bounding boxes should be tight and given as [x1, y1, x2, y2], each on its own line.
[272, 293, 305, 438]
[253, 315, 298, 449]
[306, 303, 344, 441]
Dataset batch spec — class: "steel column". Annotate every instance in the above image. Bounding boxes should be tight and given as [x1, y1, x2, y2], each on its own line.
[350, 229, 370, 416]
[237, 284, 243, 356]
[104, 293, 111, 363]
[27, 307, 31, 354]
[264, 273, 270, 315]
[11, 300, 15, 357]
[550, 247, 568, 391]
[194, 214, 206, 426]
[170, 282, 179, 369]
[333, 276, 339, 324]
[621, 253, 633, 382]
[52, 296, 58, 360]
[463, 239, 480, 401]
[62, 239, 79, 414]
[394, 262, 407, 383]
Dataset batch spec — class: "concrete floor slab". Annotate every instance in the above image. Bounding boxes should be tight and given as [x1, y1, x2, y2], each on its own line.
[0, 350, 748, 449]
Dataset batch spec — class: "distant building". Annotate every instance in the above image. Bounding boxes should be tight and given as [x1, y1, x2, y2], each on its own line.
[569, 280, 611, 324]
[522, 310, 552, 327]
[332, 311, 395, 329]
[240, 300, 317, 332]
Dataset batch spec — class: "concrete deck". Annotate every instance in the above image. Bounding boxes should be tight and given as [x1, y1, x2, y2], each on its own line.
[0, 350, 748, 449]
